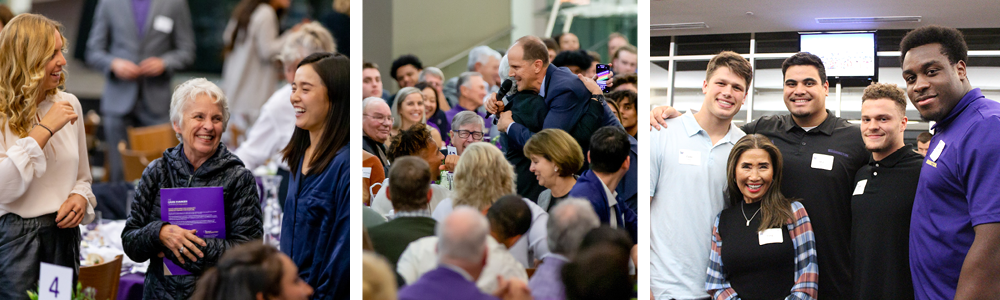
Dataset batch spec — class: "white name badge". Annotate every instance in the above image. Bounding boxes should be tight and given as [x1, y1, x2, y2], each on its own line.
[447, 146, 457, 156]
[38, 262, 72, 300]
[854, 179, 868, 195]
[929, 140, 946, 162]
[811, 153, 834, 171]
[362, 167, 372, 179]
[853, 179, 867, 196]
[679, 149, 701, 166]
[153, 15, 174, 34]
[758, 228, 784, 245]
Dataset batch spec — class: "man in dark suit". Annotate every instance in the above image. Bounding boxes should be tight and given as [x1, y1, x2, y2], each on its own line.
[488, 35, 638, 209]
[86, 0, 195, 182]
[568, 126, 637, 244]
[368, 157, 436, 269]
[398, 207, 530, 300]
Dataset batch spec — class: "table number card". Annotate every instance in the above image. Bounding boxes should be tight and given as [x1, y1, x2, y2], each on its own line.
[38, 262, 72, 300]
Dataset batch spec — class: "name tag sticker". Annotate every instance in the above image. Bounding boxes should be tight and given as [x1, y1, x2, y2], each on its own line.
[758, 228, 783, 245]
[362, 167, 372, 179]
[154, 16, 174, 34]
[853, 179, 867, 195]
[679, 149, 701, 165]
[929, 140, 946, 162]
[447, 146, 457, 156]
[811, 153, 834, 171]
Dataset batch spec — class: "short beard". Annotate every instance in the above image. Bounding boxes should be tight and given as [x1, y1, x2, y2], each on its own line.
[918, 108, 948, 122]
[790, 110, 812, 120]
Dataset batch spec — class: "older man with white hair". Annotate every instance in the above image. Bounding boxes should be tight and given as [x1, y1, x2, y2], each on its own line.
[398, 207, 530, 300]
[445, 46, 502, 107]
[446, 72, 491, 138]
[529, 199, 600, 300]
[363, 97, 393, 173]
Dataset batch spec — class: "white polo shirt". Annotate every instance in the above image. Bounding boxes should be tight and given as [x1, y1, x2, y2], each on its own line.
[649, 111, 744, 299]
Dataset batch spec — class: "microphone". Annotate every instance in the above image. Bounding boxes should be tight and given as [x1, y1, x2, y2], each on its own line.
[486, 79, 514, 121]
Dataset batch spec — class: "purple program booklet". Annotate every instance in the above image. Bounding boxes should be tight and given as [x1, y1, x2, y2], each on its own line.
[160, 187, 225, 275]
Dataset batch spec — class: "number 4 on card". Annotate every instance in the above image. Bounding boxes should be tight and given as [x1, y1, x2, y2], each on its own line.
[39, 262, 72, 300]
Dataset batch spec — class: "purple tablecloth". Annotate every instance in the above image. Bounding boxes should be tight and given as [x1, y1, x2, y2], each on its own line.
[118, 273, 144, 300]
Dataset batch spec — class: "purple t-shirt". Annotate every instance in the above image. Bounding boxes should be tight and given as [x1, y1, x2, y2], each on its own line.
[910, 88, 1000, 300]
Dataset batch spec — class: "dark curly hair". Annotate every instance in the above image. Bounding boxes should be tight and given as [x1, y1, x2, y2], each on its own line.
[900, 25, 968, 65]
[390, 54, 423, 82]
[387, 123, 434, 163]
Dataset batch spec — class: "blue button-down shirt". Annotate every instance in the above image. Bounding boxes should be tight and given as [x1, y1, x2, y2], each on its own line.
[649, 111, 744, 298]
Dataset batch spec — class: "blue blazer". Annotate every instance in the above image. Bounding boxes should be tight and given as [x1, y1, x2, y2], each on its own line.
[502, 65, 637, 203]
[280, 145, 351, 299]
[569, 170, 638, 244]
[505, 65, 593, 148]
[398, 266, 499, 300]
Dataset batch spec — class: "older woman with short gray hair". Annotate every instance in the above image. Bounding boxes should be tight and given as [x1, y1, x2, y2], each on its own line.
[123, 78, 263, 300]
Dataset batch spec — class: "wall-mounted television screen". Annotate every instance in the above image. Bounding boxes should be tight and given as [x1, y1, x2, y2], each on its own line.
[800, 32, 877, 85]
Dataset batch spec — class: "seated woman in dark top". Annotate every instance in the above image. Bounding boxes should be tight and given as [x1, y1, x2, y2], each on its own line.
[523, 129, 583, 211]
[414, 81, 450, 146]
[706, 134, 818, 300]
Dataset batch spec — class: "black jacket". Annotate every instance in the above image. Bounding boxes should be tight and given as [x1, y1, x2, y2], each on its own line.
[122, 143, 262, 300]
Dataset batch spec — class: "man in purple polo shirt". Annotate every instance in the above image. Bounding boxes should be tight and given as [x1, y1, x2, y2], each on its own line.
[446, 71, 491, 140]
[902, 25, 1000, 299]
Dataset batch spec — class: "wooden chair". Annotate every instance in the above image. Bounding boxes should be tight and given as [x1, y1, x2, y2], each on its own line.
[119, 142, 162, 182]
[127, 124, 178, 153]
[79, 254, 123, 300]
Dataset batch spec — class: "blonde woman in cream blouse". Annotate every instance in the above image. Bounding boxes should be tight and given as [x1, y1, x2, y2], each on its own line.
[0, 14, 97, 299]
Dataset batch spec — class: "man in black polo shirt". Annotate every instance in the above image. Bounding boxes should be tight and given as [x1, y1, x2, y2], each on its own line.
[650, 52, 868, 299]
[851, 83, 923, 299]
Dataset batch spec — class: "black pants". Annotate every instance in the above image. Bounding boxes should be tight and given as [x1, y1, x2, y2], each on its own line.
[0, 213, 81, 300]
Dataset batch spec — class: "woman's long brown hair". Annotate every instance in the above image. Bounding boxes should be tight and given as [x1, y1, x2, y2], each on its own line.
[726, 134, 796, 231]
[282, 52, 350, 176]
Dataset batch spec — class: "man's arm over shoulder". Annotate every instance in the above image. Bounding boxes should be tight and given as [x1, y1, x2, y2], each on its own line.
[739, 116, 763, 134]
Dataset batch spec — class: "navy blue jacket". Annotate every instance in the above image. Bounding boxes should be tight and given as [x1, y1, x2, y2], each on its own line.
[506, 65, 596, 148]
[503, 65, 637, 206]
[280, 144, 351, 299]
[568, 170, 638, 244]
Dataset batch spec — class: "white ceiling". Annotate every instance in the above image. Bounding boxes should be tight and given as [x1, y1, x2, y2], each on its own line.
[651, 0, 1000, 36]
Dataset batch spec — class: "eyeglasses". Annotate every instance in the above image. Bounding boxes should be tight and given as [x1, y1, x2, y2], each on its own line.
[453, 130, 484, 140]
[364, 114, 393, 123]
